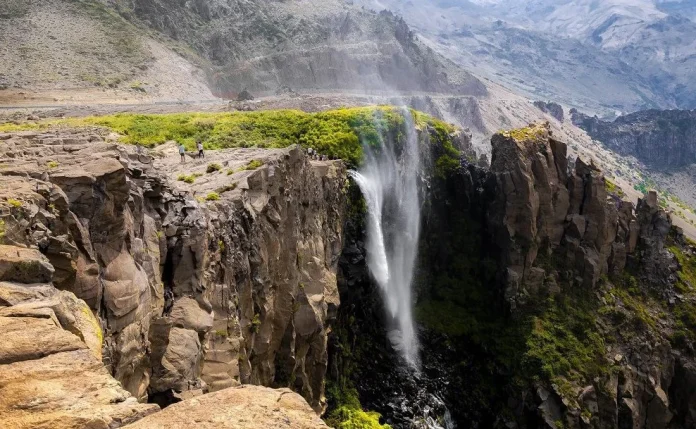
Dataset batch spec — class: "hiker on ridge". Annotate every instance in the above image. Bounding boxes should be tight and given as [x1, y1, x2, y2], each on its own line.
[197, 140, 205, 159]
[179, 143, 186, 163]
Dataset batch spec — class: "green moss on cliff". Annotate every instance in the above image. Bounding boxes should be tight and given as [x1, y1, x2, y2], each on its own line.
[500, 124, 547, 142]
[524, 295, 607, 384]
[667, 244, 696, 351]
[325, 384, 391, 429]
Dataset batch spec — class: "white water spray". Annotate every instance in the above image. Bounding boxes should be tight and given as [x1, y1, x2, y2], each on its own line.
[349, 109, 421, 369]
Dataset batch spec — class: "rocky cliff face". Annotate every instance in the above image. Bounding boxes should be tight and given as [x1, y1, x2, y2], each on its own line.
[0, 128, 346, 425]
[534, 101, 565, 122]
[476, 123, 696, 428]
[571, 109, 696, 170]
[330, 122, 696, 429]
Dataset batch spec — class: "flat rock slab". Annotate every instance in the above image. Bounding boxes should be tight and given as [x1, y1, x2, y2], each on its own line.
[0, 316, 84, 364]
[0, 245, 55, 284]
[123, 385, 328, 429]
[0, 348, 158, 429]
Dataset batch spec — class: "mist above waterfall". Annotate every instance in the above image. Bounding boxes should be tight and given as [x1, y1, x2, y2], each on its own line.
[349, 108, 422, 369]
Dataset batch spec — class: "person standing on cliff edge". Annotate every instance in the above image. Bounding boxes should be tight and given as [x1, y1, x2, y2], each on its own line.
[197, 140, 205, 159]
[179, 143, 186, 163]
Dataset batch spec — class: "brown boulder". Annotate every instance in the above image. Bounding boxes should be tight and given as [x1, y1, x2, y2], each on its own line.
[123, 385, 328, 429]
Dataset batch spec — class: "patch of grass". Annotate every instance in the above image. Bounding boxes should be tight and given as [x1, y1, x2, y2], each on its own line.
[667, 244, 696, 352]
[251, 313, 261, 333]
[243, 159, 264, 170]
[214, 329, 228, 338]
[0, 219, 5, 241]
[206, 163, 222, 173]
[216, 183, 238, 194]
[500, 124, 547, 142]
[205, 192, 220, 201]
[0, 107, 454, 167]
[605, 178, 625, 198]
[523, 295, 608, 385]
[218, 239, 225, 252]
[177, 174, 196, 184]
[47, 161, 60, 169]
[669, 245, 696, 291]
[6, 198, 22, 208]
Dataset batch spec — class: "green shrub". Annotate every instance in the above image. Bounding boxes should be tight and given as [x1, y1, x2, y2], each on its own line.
[251, 313, 261, 333]
[244, 159, 264, 170]
[6, 198, 22, 208]
[325, 385, 391, 429]
[206, 163, 222, 173]
[47, 161, 59, 169]
[177, 174, 196, 184]
[205, 192, 220, 201]
[605, 178, 625, 198]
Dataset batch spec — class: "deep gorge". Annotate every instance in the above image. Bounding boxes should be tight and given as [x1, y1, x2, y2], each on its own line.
[1, 109, 696, 428]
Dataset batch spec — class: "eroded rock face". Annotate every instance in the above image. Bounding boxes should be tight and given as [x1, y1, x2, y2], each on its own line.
[488, 124, 675, 309]
[486, 123, 694, 429]
[534, 101, 565, 122]
[0, 130, 346, 413]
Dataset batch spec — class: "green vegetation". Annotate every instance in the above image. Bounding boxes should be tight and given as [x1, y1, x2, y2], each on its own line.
[216, 183, 238, 194]
[214, 329, 228, 338]
[177, 174, 196, 184]
[633, 177, 656, 195]
[6, 198, 22, 208]
[206, 163, 222, 173]
[218, 240, 225, 252]
[431, 121, 461, 179]
[243, 159, 264, 170]
[604, 178, 625, 198]
[251, 313, 261, 333]
[0, 107, 454, 167]
[325, 385, 391, 429]
[500, 124, 547, 142]
[47, 161, 60, 169]
[667, 244, 696, 351]
[205, 192, 220, 201]
[524, 295, 607, 386]
[0, 219, 5, 241]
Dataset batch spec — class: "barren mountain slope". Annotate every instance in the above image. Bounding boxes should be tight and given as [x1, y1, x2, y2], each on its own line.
[106, 0, 486, 97]
[0, 0, 213, 104]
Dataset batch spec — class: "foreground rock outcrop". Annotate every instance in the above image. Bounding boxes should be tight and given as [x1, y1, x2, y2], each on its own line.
[0, 128, 347, 424]
[124, 384, 329, 429]
[0, 244, 158, 429]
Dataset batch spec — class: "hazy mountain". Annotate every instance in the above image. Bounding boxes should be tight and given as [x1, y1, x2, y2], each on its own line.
[355, 0, 696, 116]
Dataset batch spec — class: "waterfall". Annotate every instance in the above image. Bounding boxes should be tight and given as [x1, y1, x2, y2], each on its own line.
[349, 109, 421, 369]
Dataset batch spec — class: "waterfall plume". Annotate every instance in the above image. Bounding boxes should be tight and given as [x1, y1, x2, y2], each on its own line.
[349, 108, 421, 369]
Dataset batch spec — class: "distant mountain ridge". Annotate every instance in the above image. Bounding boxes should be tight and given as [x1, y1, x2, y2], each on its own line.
[571, 108, 696, 170]
[354, 0, 696, 116]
